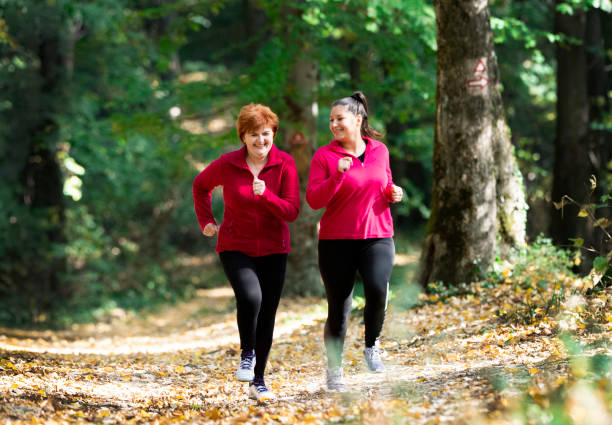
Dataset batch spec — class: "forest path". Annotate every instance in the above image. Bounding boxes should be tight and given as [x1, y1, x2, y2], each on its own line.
[1, 278, 610, 424]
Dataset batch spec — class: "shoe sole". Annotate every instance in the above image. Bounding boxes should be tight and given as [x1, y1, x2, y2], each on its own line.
[236, 371, 255, 382]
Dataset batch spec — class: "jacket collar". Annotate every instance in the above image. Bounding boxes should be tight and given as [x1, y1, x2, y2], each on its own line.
[328, 137, 377, 157]
[225, 144, 284, 170]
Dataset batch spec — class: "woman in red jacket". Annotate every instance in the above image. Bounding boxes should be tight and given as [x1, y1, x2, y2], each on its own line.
[306, 91, 403, 391]
[193, 103, 300, 401]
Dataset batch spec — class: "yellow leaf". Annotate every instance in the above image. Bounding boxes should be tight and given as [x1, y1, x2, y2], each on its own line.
[574, 257, 581, 266]
[174, 366, 184, 373]
[578, 208, 588, 217]
[122, 375, 131, 381]
[11, 384, 18, 389]
[528, 367, 538, 375]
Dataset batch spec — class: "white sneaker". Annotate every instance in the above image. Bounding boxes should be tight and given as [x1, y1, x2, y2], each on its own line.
[326, 367, 346, 391]
[249, 379, 275, 401]
[236, 350, 255, 382]
[364, 346, 385, 373]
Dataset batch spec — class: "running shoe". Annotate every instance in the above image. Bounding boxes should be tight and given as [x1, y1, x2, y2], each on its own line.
[364, 345, 386, 372]
[326, 366, 346, 391]
[248, 377, 275, 401]
[236, 349, 256, 382]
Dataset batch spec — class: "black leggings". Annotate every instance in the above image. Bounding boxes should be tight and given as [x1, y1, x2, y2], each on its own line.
[318, 238, 395, 368]
[219, 251, 287, 378]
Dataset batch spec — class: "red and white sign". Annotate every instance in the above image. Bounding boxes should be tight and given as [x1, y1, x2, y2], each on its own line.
[467, 59, 488, 90]
[467, 77, 488, 89]
[474, 59, 486, 74]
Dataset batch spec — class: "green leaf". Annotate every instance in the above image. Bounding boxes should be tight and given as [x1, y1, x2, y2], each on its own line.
[593, 256, 608, 273]
[569, 237, 584, 248]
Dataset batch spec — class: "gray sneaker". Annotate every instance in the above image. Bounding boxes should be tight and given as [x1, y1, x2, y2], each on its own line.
[364, 346, 386, 373]
[236, 350, 255, 382]
[326, 367, 346, 391]
[248, 378, 275, 401]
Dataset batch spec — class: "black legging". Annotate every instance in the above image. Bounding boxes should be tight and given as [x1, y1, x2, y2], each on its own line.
[318, 238, 395, 368]
[219, 251, 287, 378]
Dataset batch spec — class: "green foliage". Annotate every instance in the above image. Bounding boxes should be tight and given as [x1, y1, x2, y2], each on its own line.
[1, 0, 603, 324]
[512, 342, 611, 425]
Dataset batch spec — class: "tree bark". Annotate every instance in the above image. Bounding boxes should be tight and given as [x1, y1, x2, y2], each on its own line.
[275, 2, 322, 296]
[18, 34, 67, 311]
[550, 4, 590, 249]
[419, 0, 526, 286]
[282, 54, 323, 296]
[585, 9, 611, 260]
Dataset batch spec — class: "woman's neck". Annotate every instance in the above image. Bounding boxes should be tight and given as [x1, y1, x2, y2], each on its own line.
[246, 153, 268, 178]
[339, 135, 366, 156]
[247, 153, 267, 165]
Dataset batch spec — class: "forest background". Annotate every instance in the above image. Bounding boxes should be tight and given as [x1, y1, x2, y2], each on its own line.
[1, 1, 612, 423]
[0, 0, 610, 335]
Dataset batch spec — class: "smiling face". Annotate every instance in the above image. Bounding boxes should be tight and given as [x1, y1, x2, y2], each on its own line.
[329, 105, 362, 143]
[243, 126, 274, 160]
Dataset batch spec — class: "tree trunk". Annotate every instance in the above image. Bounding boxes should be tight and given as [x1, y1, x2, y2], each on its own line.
[282, 54, 323, 296]
[585, 9, 611, 261]
[419, 0, 526, 286]
[19, 35, 67, 311]
[550, 4, 590, 250]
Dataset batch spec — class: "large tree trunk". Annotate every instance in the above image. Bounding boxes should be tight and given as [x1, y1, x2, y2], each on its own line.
[282, 54, 322, 296]
[585, 9, 612, 258]
[276, 2, 322, 296]
[419, 0, 526, 286]
[550, 5, 590, 250]
[18, 35, 67, 312]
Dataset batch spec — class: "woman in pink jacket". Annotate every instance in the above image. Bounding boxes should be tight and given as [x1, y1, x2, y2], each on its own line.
[193, 103, 300, 401]
[306, 91, 403, 391]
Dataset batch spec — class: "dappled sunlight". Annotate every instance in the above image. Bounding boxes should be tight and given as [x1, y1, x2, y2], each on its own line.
[1, 255, 610, 423]
[0, 288, 327, 357]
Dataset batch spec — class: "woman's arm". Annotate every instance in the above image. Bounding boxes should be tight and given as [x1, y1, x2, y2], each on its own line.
[260, 157, 301, 222]
[306, 152, 345, 210]
[192, 157, 225, 231]
[383, 148, 402, 203]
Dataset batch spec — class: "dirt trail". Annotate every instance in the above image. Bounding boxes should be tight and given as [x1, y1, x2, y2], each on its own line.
[1, 284, 610, 424]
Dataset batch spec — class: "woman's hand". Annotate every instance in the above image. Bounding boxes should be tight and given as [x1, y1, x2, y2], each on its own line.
[390, 185, 403, 203]
[203, 222, 219, 237]
[253, 177, 266, 196]
[338, 156, 353, 173]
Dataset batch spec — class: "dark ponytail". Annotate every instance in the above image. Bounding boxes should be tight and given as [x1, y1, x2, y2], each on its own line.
[332, 91, 384, 139]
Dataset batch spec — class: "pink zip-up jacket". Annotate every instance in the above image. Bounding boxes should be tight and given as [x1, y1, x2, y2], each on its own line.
[306, 137, 396, 240]
[193, 145, 300, 257]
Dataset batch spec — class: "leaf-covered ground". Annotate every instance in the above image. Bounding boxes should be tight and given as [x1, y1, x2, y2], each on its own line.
[1, 253, 611, 424]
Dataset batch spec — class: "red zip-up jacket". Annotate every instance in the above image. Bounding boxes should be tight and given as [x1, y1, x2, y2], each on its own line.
[193, 145, 300, 257]
[306, 137, 396, 240]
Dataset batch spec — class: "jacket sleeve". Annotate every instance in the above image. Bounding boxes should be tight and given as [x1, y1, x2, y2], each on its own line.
[306, 150, 345, 210]
[192, 157, 225, 230]
[383, 146, 397, 203]
[260, 156, 301, 222]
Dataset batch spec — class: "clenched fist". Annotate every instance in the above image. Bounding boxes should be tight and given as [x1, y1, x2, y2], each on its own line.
[253, 177, 266, 196]
[390, 185, 403, 203]
[203, 222, 219, 237]
[338, 156, 353, 173]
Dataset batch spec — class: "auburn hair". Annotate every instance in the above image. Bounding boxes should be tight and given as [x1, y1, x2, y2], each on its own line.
[236, 103, 279, 142]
